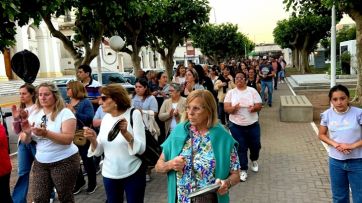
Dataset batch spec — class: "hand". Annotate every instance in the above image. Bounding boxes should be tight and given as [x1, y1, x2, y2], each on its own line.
[152, 91, 158, 96]
[169, 108, 175, 117]
[83, 127, 97, 141]
[185, 83, 193, 91]
[248, 105, 254, 113]
[215, 179, 228, 195]
[233, 104, 241, 113]
[222, 82, 227, 87]
[227, 75, 233, 81]
[173, 109, 179, 117]
[31, 126, 48, 137]
[11, 105, 20, 119]
[170, 156, 186, 171]
[118, 118, 128, 134]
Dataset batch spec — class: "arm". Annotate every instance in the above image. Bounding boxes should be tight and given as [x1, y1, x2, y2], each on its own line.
[32, 118, 76, 145]
[217, 169, 240, 195]
[318, 125, 339, 148]
[158, 101, 172, 122]
[224, 102, 240, 114]
[155, 153, 185, 174]
[248, 103, 262, 113]
[75, 100, 95, 126]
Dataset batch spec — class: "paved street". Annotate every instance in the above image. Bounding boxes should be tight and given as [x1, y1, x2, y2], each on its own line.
[6, 82, 332, 202]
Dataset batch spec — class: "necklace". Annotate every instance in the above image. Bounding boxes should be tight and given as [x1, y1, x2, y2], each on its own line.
[333, 106, 350, 114]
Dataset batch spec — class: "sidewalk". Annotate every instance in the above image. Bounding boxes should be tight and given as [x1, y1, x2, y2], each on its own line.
[8, 82, 332, 202]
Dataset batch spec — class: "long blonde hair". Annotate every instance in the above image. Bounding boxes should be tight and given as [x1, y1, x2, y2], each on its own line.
[35, 82, 65, 121]
[182, 90, 218, 129]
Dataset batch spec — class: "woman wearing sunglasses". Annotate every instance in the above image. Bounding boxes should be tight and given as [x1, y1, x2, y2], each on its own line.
[84, 84, 146, 203]
[19, 82, 79, 203]
[66, 80, 97, 195]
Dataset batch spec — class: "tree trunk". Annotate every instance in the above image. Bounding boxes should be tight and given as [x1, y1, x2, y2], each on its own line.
[131, 52, 142, 75]
[291, 48, 297, 68]
[162, 52, 174, 80]
[300, 49, 311, 74]
[350, 11, 362, 104]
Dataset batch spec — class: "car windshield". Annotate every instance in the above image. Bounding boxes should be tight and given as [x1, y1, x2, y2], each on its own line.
[92, 73, 126, 84]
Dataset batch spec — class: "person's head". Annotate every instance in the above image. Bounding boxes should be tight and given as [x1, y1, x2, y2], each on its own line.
[147, 70, 157, 82]
[203, 64, 209, 75]
[328, 85, 350, 112]
[99, 84, 131, 114]
[183, 90, 218, 129]
[169, 83, 182, 100]
[223, 66, 231, 77]
[77, 65, 92, 81]
[185, 69, 199, 84]
[36, 82, 65, 121]
[19, 83, 36, 108]
[210, 66, 219, 76]
[134, 78, 151, 98]
[137, 70, 145, 79]
[248, 68, 255, 80]
[66, 80, 87, 100]
[240, 62, 247, 70]
[175, 64, 186, 77]
[235, 72, 247, 89]
[158, 72, 168, 86]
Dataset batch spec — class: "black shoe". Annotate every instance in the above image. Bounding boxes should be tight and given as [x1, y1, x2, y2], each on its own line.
[73, 182, 86, 195]
[268, 103, 272, 107]
[86, 184, 98, 195]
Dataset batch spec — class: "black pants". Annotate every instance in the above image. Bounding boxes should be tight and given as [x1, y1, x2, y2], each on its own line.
[75, 141, 97, 188]
[0, 173, 12, 203]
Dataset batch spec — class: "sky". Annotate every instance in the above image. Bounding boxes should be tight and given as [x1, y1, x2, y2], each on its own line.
[208, 0, 355, 44]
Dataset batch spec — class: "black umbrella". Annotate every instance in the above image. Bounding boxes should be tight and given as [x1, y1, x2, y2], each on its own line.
[11, 50, 40, 83]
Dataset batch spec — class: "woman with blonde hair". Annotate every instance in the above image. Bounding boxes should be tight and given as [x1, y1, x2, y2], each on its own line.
[18, 82, 79, 202]
[155, 90, 240, 203]
[66, 80, 97, 195]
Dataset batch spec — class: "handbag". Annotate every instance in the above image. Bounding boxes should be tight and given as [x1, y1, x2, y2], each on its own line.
[73, 119, 89, 146]
[189, 129, 218, 203]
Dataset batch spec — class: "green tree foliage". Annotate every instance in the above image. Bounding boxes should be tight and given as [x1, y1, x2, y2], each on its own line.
[148, 0, 210, 79]
[284, 0, 362, 103]
[191, 23, 254, 64]
[273, 15, 330, 73]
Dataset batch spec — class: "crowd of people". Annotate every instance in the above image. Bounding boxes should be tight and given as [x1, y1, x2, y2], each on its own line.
[3, 57, 290, 203]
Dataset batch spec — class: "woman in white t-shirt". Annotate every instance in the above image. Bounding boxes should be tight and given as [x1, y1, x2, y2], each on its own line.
[224, 72, 262, 183]
[19, 82, 79, 202]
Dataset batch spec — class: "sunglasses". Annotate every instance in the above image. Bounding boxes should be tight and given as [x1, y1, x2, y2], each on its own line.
[40, 115, 47, 128]
[99, 95, 109, 102]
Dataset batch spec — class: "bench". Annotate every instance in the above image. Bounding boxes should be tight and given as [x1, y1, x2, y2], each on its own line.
[280, 95, 313, 122]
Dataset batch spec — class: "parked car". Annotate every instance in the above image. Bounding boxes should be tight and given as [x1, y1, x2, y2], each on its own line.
[91, 72, 135, 94]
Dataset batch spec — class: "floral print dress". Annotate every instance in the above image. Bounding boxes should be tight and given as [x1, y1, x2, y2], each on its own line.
[176, 126, 240, 203]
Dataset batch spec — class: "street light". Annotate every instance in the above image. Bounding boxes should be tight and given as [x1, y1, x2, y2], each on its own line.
[97, 35, 125, 85]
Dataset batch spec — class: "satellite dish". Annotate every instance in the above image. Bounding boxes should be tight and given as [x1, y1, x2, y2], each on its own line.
[109, 36, 125, 52]
[11, 50, 40, 84]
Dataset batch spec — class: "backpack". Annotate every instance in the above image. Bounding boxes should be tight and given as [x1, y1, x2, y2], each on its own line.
[130, 108, 161, 167]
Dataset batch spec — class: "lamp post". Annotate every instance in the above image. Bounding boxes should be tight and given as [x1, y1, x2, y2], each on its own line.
[97, 36, 125, 85]
[330, 4, 336, 87]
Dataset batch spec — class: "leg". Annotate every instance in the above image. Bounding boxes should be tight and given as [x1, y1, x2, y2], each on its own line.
[274, 74, 278, 89]
[347, 158, 362, 203]
[124, 166, 146, 203]
[12, 142, 36, 203]
[329, 158, 350, 203]
[248, 122, 261, 162]
[32, 160, 53, 203]
[219, 103, 226, 125]
[0, 173, 13, 203]
[51, 154, 79, 203]
[79, 142, 97, 190]
[229, 122, 248, 171]
[260, 81, 266, 104]
[103, 177, 124, 203]
[266, 81, 273, 106]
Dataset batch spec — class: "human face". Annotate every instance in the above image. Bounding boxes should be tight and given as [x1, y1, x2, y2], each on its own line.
[169, 86, 179, 99]
[223, 68, 230, 77]
[159, 74, 168, 85]
[99, 94, 116, 113]
[19, 87, 33, 105]
[235, 73, 246, 89]
[179, 67, 186, 76]
[66, 86, 73, 98]
[77, 69, 88, 81]
[330, 90, 349, 112]
[185, 70, 195, 83]
[186, 97, 208, 131]
[248, 69, 255, 79]
[135, 82, 147, 96]
[38, 86, 56, 108]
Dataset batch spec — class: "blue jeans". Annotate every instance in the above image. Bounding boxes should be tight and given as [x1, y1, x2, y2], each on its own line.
[329, 157, 362, 203]
[103, 165, 146, 203]
[261, 80, 273, 105]
[12, 141, 36, 203]
[229, 121, 261, 171]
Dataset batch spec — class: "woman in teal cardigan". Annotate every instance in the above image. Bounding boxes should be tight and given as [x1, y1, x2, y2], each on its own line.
[155, 90, 240, 203]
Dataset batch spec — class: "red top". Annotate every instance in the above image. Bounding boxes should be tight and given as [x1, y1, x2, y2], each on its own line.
[0, 124, 11, 176]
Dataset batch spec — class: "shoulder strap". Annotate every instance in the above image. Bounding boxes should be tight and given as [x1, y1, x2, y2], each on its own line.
[130, 108, 135, 128]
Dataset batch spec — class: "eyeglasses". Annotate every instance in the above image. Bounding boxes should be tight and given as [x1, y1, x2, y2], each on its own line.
[186, 105, 204, 113]
[40, 115, 47, 128]
[235, 77, 245, 80]
[99, 95, 109, 102]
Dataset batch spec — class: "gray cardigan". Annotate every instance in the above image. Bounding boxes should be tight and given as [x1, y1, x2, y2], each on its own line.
[158, 97, 186, 135]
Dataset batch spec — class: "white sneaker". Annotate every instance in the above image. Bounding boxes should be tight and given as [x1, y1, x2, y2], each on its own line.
[146, 174, 151, 182]
[251, 161, 259, 172]
[239, 170, 248, 182]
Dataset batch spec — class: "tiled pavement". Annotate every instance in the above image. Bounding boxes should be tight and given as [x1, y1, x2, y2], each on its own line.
[7, 82, 332, 202]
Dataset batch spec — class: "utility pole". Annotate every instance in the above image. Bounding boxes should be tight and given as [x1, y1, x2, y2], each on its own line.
[330, 4, 336, 87]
